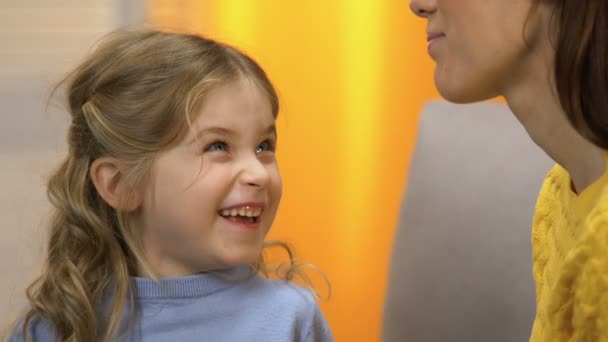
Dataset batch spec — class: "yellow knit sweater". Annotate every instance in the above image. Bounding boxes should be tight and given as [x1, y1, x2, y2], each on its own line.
[530, 160, 608, 341]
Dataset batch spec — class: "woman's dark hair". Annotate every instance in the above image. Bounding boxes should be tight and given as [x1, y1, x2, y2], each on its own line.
[552, 0, 608, 148]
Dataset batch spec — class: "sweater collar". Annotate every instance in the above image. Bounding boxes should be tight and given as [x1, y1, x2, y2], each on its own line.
[132, 266, 256, 299]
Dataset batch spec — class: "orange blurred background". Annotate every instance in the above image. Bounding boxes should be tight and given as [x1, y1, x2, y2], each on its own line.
[148, 1, 440, 340]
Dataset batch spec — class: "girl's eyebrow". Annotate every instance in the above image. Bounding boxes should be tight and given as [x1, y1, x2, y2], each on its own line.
[266, 124, 277, 137]
[189, 124, 277, 144]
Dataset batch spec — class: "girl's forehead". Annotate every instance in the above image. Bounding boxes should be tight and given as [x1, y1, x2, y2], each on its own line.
[193, 81, 273, 120]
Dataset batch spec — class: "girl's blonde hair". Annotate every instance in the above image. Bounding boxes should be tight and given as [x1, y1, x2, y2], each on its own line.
[16, 30, 322, 342]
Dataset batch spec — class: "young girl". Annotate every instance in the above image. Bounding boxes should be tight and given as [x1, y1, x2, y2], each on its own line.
[7, 30, 332, 342]
[410, 0, 608, 340]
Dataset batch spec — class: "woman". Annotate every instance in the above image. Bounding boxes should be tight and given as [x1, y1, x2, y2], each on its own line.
[410, 0, 608, 340]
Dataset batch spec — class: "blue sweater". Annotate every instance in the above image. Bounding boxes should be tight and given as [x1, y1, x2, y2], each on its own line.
[10, 267, 333, 341]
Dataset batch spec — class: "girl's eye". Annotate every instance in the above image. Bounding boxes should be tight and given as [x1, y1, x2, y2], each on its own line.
[256, 140, 276, 153]
[205, 141, 229, 152]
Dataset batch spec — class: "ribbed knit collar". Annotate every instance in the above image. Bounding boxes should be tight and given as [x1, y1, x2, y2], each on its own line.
[132, 266, 256, 299]
[562, 152, 608, 221]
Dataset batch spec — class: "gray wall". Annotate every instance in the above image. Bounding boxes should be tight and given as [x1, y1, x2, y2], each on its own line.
[383, 102, 552, 341]
[1, 0, 145, 327]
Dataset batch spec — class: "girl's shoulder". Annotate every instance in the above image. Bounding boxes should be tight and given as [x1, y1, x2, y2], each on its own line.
[6, 314, 56, 342]
[245, 275, 320, 311]
[243, 277, 333, 341]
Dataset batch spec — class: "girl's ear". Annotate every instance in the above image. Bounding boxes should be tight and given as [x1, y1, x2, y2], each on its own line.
[90, 157, 142, 211]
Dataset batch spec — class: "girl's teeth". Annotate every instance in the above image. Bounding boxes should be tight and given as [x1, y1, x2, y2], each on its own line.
[220, 207, 263, 217]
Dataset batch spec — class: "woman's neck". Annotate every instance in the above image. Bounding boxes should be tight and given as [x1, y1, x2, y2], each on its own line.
[503, 59, 605, 193]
